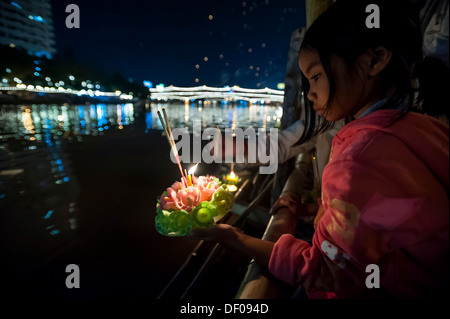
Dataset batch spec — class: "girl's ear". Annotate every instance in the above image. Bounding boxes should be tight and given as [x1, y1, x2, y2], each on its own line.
[368, 46, 392, 76]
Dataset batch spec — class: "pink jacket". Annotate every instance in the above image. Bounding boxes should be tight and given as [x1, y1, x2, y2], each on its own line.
[269, 110, 449, 298]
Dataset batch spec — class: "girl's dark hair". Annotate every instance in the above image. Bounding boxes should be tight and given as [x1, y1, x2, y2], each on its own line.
[296, 0, 423, 145]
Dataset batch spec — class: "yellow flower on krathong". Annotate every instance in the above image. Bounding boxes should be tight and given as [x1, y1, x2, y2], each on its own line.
[211, 186, 234, 216]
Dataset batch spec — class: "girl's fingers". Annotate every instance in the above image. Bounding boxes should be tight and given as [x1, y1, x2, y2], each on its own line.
[189, 224, 241, 242]
[189, 227, 212, 240]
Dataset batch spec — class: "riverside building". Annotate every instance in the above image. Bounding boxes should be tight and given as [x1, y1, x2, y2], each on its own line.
[0, 0, 56, 59]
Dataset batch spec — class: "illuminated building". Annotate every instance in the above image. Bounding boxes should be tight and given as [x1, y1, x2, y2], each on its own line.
[0, 0, 56, 58]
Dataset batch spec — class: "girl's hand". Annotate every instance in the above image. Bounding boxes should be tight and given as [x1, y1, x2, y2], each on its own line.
[189, 224, 243, 245]
[190, 224, 274, 267]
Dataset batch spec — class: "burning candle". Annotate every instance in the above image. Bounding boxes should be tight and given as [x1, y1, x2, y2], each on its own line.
[188, 163, 199, 186]
[225, 168, 239, 192]
[184, 169, 191, 186]
[226, 170, 238, 182]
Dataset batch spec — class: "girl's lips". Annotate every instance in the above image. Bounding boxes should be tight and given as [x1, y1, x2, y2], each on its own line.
[314, 106, 325, 117]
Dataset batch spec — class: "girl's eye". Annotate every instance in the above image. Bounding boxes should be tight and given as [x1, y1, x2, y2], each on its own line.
[311, 74, 320, 82]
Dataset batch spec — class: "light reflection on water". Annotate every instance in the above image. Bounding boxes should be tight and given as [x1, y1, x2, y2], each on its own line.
[0, 101, 282, 268]
[150, 101, 282, 132]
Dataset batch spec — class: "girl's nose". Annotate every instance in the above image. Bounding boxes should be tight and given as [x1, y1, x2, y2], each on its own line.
[307, 89, 316, 102]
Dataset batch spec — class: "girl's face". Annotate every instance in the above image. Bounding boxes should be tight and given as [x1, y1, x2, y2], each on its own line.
[299, 48, 379, 122]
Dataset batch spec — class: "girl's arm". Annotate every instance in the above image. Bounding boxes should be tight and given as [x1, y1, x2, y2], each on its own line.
[190, 223, 275, 267]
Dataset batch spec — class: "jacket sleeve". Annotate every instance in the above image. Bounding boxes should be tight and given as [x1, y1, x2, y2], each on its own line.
[276, 120, 317, 164]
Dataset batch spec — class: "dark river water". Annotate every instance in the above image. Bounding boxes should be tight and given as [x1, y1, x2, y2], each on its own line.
[0, 101, 282, 299]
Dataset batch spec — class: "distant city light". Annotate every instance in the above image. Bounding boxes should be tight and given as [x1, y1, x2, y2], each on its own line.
[35, 67, 41, 71]
[45, 77, 51, 81]
[69, 75, 75, 81]
[6, 68, 11, 73]
[143, 81, 153, 88]
[2, 81, 133, 100]
[34, 72, 39, 76]
[208, 15, 213, 20]
[10, 2, 23, 9]
[195, 64, 200, 69]
[204, 57, 208, 62]
[29, 15, 46, 23]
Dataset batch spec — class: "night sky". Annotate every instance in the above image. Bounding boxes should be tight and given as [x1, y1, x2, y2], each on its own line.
[51, 0, 306, 89]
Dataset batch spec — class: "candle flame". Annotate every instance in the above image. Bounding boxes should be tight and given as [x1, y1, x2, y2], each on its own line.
[188, 163, 199, 175]
[229, 171, 236, 179]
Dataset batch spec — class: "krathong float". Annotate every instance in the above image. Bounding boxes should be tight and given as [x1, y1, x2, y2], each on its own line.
[155, 173, 234, 237]
[223, 163, 241, 193]
[155, 109, 234, 237]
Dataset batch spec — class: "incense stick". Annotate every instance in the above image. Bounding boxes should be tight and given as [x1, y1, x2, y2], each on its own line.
[161, 108, 187, 183]
[157, 110, 187, 186]
[162, 108, 174, 141]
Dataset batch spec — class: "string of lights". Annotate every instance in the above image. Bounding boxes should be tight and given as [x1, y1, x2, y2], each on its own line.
[149, 85, 284, 103]
[0, 84, 134, 100]
[150, 85, 283, 95]
[1, 84, 284, 103]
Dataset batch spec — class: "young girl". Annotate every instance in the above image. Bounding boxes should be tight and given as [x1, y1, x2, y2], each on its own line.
[191, 0, 449, 298]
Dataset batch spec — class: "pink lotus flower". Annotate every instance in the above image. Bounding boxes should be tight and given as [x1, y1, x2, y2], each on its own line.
[170, 181, 184, 192]
[196, 176, 220, 202]
[159, 176, 219, 212]
[160, 185, 200, 212]
[178, 186, 200, 209]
